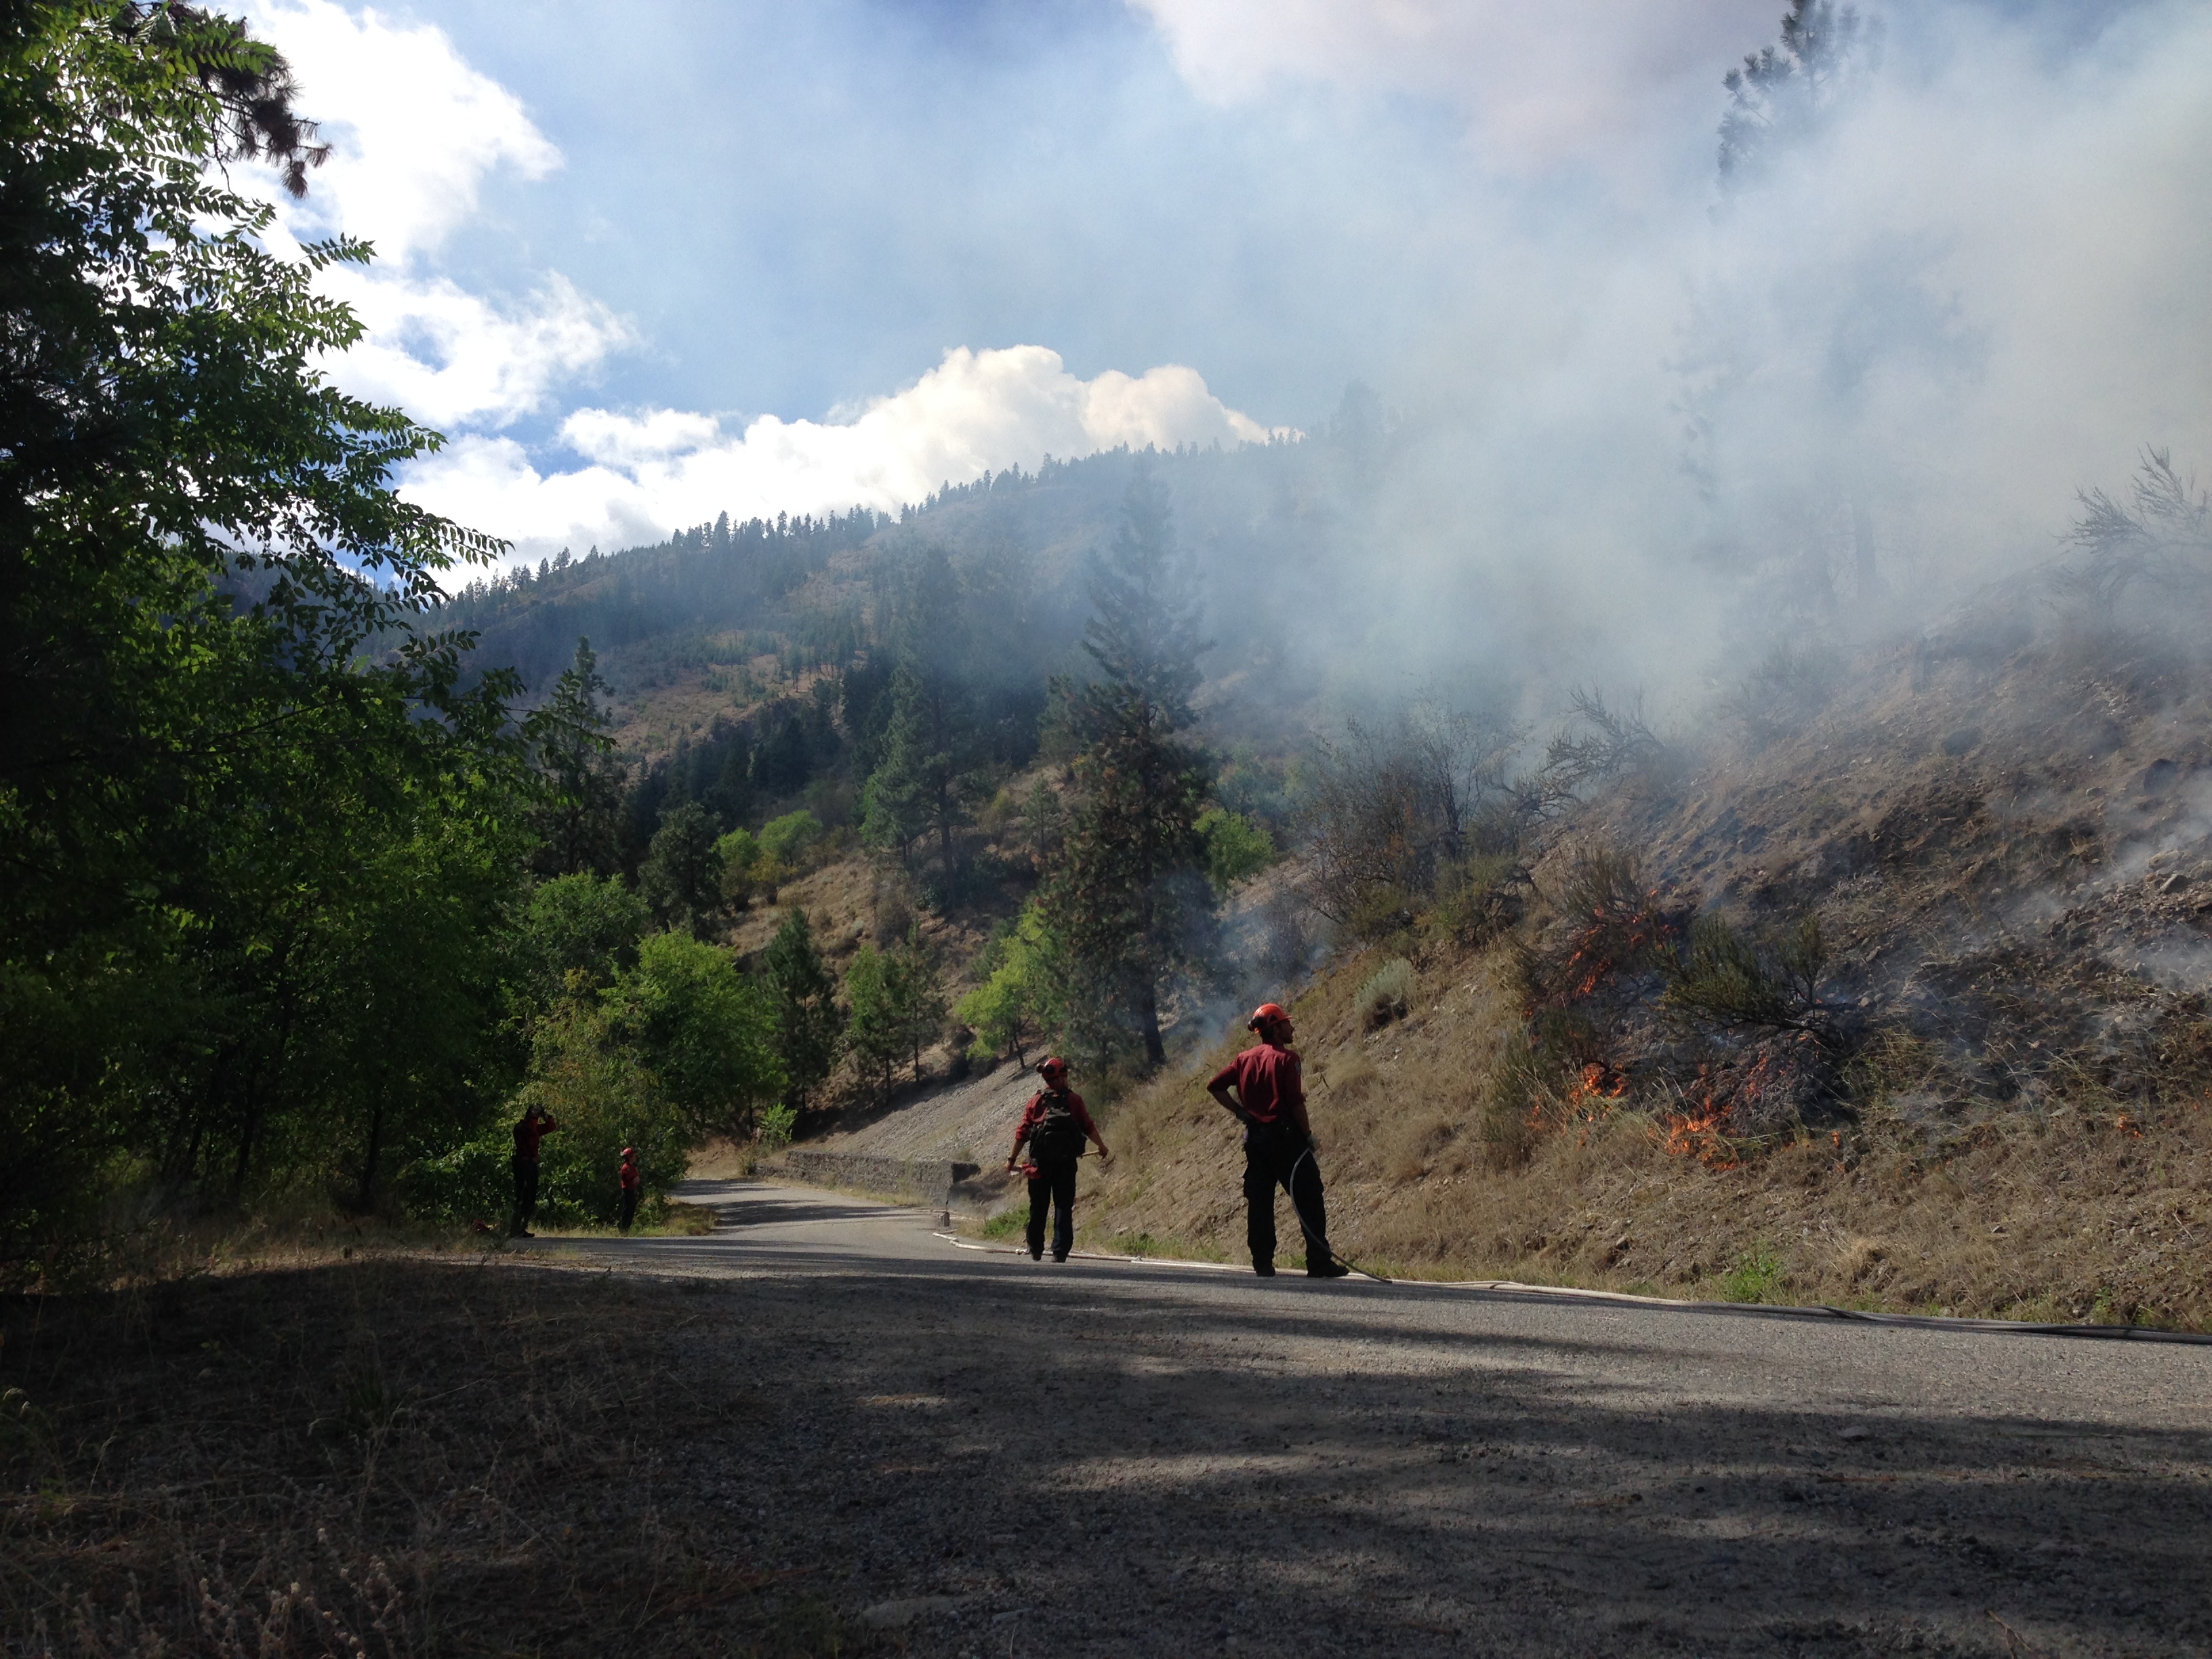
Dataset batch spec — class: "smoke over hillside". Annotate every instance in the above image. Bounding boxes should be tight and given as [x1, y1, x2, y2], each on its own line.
[1227, 1, 2212, 720]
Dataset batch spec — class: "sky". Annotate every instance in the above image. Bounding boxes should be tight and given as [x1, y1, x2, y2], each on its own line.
[235, 0, 2211, 645]
[238, 0, 1780, 561]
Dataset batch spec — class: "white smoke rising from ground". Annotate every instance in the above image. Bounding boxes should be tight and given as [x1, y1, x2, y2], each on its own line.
[237, 0, 2210, 648]
[1225, 0, 2212, 717]
[1135, 0, 1777, 176]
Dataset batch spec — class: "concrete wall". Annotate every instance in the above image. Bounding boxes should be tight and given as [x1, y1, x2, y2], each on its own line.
[781, 1150, 981, 1204]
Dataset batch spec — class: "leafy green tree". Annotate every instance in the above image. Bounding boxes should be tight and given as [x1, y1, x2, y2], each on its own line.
[531, 637, 625, 879]
[0, 3, 540, 1242]
[761, 907, 845, 1113]
[1196, 808, 1275, 895]
[638, 800, 724, 937]
[514, 872, 650, 1010]
[955, 903, 1066, 1068]
[607, 932, 785, 1139]
[1039, 462, 1216, 1067]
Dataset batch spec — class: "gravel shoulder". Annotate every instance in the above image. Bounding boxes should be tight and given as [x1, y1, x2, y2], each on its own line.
[541, 1179, 2212, 1658]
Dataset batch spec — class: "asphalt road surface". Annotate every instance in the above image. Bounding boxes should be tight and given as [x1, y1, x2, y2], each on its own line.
[534, 1180, 2212, 1657]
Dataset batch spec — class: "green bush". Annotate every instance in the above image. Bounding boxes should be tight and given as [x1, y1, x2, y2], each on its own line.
[714, 828, 762, 907]
[759, 810, 822, 869]
[1428, 853, 1523, 947]
[1721, 1245, 1787, 1304]
[1195, 806, 1274, 895]
[1662, 910, 1827, 1038]
[1355, 958, 1415, 1028]
[401, 1138, 512, 1227]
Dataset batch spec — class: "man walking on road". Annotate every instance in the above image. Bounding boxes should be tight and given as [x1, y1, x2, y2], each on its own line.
[1209, 1003, 1350, 1278]
[1006, 1057, 1110, 1262]
[509, 1105, 559, 1238]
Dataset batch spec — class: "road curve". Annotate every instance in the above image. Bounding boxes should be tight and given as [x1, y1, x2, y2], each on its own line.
[529, 1180, 2212, 1656]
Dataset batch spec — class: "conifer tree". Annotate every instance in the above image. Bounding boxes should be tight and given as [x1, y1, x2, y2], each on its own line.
[531, 636, 625, 878]
[638, 801, 724, 938]
[762, 907, 845, 1111]
[1039, 461, 1216, 1068]
[860, 663, 928, 863]
[843, 943, 903, 1104]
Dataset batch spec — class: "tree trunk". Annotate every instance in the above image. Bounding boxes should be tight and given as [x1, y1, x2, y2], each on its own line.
[1139, 980, 1166, 1069]
[354, 1097, 387, 1214]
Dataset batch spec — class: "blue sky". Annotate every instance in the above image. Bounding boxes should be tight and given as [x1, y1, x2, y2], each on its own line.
[237, 0, 2208, 600]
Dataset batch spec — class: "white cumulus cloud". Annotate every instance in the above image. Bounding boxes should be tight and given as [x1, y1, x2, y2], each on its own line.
[242, 0, 631, 427]
[405, 346, 1289, 564]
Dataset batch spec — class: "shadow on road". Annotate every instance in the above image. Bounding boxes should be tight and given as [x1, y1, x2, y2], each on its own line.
[620, 1244, 2212, 1656]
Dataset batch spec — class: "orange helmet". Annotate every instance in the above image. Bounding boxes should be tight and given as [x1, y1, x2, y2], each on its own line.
[1249, 1002, 1290, 1033]
[1038, 1055, 1069, 1081]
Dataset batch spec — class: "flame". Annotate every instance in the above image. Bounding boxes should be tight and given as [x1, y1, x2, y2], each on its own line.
[1653, 1054, 1774, 1170]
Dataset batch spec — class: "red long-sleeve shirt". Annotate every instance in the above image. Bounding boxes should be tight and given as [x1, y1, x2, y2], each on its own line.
[618, 1158, 640, 1193]
[513, 1112, 558, 1162]
[1011, 1089, 1099, 1153]
[1210, 1043, 1303, 1126]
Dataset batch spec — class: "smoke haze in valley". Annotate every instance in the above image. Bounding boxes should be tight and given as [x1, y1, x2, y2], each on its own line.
[240, 0, 2210, 711]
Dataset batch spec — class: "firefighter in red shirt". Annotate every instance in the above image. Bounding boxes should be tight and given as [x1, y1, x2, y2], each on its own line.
[1208, 1002, 1349, 1278]
[509, 1106, 559, 1238]
[617, 1145, 642, 1233]
[1005, 1057, 1110, 1262]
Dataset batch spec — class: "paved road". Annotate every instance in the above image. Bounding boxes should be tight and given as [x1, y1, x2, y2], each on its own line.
[535, 1181, 2212, 1656]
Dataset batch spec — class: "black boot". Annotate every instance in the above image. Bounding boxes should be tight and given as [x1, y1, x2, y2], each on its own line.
[1253, 1261, 1275, 1277]
[1307, 1255, 1351, 1279]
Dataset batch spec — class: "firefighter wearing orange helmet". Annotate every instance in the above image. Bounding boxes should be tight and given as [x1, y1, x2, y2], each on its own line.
[1207, 1003, 1349, 1277]
[1006, 1055, 1111, 1261]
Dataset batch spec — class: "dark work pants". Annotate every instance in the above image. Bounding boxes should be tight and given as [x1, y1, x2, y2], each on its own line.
[617, 1189, 639, 1232]
[1026, 1159, 1078, 1260]
[1243, 1126, 1332, 1273]
[511, 1156, 540, 1235]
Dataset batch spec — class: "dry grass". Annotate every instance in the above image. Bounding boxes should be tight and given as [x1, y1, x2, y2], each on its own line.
[1, 1256, 861, 1657]
[1080, 940, 2212, 1327]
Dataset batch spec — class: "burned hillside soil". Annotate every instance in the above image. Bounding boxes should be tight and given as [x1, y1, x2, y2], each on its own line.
[1607, 628, 2212, 1120]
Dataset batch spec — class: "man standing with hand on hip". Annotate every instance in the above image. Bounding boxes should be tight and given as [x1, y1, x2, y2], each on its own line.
[1208, 1002, 1349, 1278]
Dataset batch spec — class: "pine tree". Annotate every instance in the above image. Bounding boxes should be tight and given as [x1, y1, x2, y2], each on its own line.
[891, 924, 949, 1076]
[638, 801, 724, 938]
[843, 943, 903, 1105]
[531, 637, 624, 878]
[1039, 462, 1216, 1068]
[860, 663, 928, 863]
[762, 907, 845, 1111]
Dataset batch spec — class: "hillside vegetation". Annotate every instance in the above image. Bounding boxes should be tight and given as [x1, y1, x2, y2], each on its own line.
[1071, 605, 2212, 1328]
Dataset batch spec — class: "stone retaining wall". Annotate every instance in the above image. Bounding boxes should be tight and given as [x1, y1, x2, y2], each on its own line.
[781, 1150, 981, 1204]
